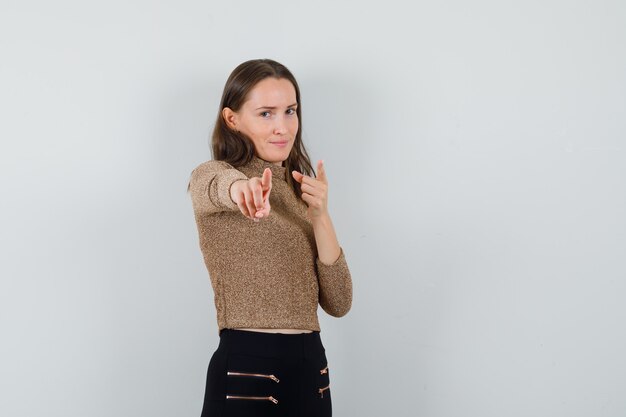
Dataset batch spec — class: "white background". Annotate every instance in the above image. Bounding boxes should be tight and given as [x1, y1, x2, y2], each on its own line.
[1, 1, 625, 416]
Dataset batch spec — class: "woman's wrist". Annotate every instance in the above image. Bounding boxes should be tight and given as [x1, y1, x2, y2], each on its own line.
[310, 211, 331, 225]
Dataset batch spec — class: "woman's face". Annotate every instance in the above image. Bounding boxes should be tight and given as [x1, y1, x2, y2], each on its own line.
[224, 77, 299, 165]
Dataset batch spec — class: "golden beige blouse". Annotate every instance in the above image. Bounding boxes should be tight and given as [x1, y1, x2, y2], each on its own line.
[188, 155, 353, 333]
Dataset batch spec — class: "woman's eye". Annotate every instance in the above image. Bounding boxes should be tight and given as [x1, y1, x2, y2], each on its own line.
[260, 111, 271, 118]
[286, 108, 296, 115]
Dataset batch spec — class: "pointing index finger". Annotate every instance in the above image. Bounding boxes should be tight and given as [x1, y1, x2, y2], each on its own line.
[262, 167, 272, 190]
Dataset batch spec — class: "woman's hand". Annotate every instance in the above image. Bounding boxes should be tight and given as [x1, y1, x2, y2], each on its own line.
[292, 160, 329, 220]
[230, 168, 272, 222]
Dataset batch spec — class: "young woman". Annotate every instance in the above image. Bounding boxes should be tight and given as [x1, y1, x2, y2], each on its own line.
[187, 59, 353, 416]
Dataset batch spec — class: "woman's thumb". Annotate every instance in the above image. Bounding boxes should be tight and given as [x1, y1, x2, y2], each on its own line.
[291, 170, 303, 183]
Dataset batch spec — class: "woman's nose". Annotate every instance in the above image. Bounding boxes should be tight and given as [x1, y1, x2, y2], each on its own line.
[273, 116, 288, 134]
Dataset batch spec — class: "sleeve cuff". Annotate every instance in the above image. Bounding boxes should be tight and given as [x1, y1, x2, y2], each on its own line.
[211, 169, 249, 210]
[316, 246, 353, 317]
[316, 247, 347, 268]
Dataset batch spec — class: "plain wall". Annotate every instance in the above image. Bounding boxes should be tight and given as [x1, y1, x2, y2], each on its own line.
[1, 1, 625, 416]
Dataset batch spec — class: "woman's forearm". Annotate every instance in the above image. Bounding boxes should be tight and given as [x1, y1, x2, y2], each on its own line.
[311, 213, 342, 265]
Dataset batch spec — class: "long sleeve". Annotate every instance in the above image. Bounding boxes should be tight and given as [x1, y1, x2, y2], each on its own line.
[316, 246, 353, 317]
[188, 160, 249, 216]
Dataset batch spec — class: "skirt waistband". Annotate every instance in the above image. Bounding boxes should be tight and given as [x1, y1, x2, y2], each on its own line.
[218, 328, 325, 359]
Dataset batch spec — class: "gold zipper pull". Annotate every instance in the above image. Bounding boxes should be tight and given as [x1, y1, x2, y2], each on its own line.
[226, 395, 279, 404]
[318, 385, 330, 398]
[227, 371, 280, 383]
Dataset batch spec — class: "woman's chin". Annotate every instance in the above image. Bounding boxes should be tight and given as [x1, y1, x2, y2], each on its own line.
[259, 147, 292, 163]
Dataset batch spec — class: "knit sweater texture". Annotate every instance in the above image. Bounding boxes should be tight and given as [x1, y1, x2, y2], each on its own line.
[188, 155, 353, 332]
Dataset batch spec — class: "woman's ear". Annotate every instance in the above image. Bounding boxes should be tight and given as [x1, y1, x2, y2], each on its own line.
[222, 107, 238, 131]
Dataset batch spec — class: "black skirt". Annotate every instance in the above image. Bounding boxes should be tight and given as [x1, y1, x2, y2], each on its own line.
[200, 328, 332, 417]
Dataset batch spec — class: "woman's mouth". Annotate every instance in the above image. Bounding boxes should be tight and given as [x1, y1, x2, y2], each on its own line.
[271, 140, 289, 148]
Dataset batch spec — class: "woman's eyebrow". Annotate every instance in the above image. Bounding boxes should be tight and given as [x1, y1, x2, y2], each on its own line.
[255, 103, 298, 110]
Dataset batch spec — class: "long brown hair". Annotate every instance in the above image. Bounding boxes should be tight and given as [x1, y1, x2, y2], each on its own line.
[188, 59, 314, 198]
